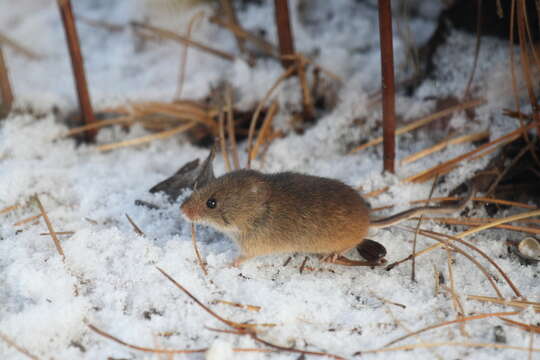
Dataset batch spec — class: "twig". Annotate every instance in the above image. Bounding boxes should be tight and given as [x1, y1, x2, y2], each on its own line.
[40, 231, 74, 236]
[34, 195, 64, 258]
[97, 122, 196, 151]
[457, 209, 540, 238]
[218, 110, 231, 171]
[191, 224, 208, 276]
[350, 98, 485, 153]
[175, 11, 204, 99]
[394, 226, 504, 298]
[401, 130, 489, 165]
[414, 217, 540, 235]
[57, 0, 96, 141]
[61, 116, 135, 138]
[296, 55, 314, 121]
[246, 65, 297, 168]
[467, 295, 540, 312]
[508, 0, 540, 165]
[0, 204, 19, 215]
[411, 196, 537, 209]
[420, 228, 523, 298]
[209, 15, 277, 56]
[13, 214, 42, 226]
[357, 341, 540, 355]
[0, 331, 40, 360]
[378, 0, 396, 173]
[213, 300, 261, 312]
[370, 291, 406, 309]
[445, 250, 469, 337]
[131, 22, 235, 62]
[462, 0, 483, 98]
[299, 256, 309, 274]
[405, 121, 537, 183]
[125, 214, 145, 237]
[274, 0, 295, 68]
[411, 176, 438, 282]
[225, 86, 240, 169]
[517, 0, 540, 132]
[219, 0, 246, 53]
[156, 267, 345, 359]
[362, 186, 389, 198]
[485, 139, 535, 196]
[384, 311, 519, 348]
[251, 100, 278, 161]
[75, 15, 124, 32]
[0, 45, 13, 114]
[499, 317, 540, 334]
[0, 32, 41, 59]
[87, 324, 207, 355]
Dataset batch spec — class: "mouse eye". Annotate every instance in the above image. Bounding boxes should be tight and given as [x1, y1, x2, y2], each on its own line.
[206, 198, 217, 209]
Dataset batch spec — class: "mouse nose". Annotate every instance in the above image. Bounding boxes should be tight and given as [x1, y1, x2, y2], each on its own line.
[180, 202, 194, 221]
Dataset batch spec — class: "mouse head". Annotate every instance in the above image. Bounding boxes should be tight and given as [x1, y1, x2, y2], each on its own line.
[180, 169, 270, 234]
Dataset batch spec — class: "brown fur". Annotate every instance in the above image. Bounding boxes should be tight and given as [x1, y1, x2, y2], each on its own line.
[181, 169, 472, 265]
[181, 170, 370, 263]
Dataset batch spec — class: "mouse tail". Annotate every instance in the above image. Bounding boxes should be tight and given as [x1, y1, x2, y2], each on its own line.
[369, 182, 475, 229]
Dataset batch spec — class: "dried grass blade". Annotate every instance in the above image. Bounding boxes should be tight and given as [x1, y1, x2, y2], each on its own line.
[0, 32, 41, 59]
[213, 299, 261, 312]
[191, 224, 208, 276]
[467, 295, 540, 312]
[350, 98, 486, 153]
[97, 122, 196, 152]
[125, 214, 145, 237]
[384, 311, 520, 348]
[457, 209, 540, 238]
[87, 324, 206, 354]
[0, 331, 40, 360]
[218, 110, 231, 172]
[131, 22, 235, 61]
[34, 195, 64, 258]
[402, 130, 489, 165]
[405, 122, 537, 183]
[410, 196, 537, 209]
[0, 204, 19, 215]
[359, 341, 540, 355]
[499, 317, 540, 334]
[246, 64, 297, 168]
[61, 116, 135, 138]
[0, 46, 13, 111]
[251, 100, 278, 161]
[225, 86, 240, 169]
[13, 214, 42, 226]
[407, 228, 523, 298]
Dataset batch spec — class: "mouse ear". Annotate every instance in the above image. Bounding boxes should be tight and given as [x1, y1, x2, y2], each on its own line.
[248, 178, 270, 200]
[194, 144, 217, 190]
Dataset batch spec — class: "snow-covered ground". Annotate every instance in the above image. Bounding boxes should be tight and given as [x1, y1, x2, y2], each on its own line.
[1, 1, 539, 359]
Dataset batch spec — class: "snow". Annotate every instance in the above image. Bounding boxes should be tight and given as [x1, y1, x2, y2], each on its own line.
[1, 1, 539, 359]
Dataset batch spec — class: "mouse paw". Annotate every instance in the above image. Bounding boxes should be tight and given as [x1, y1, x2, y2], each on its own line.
[228, 256, 248, 268]
[321, 253, 339, 263]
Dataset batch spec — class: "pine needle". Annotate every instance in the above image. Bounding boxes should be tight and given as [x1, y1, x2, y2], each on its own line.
[350, 98, 486, 153]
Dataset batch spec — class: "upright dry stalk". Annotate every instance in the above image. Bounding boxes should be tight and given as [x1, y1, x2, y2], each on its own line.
[274, 0, 295, 68]
[220, 0, 246, 53]
[57, 0, 96, 140]
[0, 46, 13, 115]
[377, 0, 396, 173]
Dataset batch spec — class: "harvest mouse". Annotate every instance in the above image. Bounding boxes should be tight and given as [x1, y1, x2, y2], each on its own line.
[180, 161, 474, 267]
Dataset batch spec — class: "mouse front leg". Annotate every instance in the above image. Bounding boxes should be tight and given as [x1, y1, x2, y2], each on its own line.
[229, 255, 250, 268]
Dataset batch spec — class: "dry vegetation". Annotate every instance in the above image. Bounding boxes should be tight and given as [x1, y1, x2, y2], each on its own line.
[1, 0, 540, 359]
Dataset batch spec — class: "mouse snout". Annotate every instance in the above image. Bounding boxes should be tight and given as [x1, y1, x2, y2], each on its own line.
[180, 201, 198, 222]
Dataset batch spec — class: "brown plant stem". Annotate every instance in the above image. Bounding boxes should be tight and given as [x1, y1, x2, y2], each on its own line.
[57, 0, 96, 141]
[378, 0, 396, 173]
